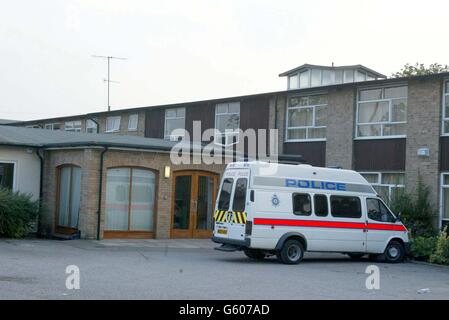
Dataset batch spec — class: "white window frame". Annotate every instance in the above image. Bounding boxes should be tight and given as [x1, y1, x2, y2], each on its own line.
[64, 120, 82, 132]
[164, 108, 185, 141]
[128, 114, 139, 131]
[440, 173, 449, 228]
[285, 95, 327, 142]
[44, 123, 61, 130]
[441, 80, 449, 136]
[105, 116, 121, 133]
[214, 102, 240, 146]
[0, 160, 17, 191]
[360, 171, 405, 202]
[355, 85, 408, 140]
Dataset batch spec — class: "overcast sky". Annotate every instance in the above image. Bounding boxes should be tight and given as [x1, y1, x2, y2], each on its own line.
[1, 0, 448, 121]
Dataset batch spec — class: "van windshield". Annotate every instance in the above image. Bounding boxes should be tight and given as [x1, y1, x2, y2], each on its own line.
[218, 178, 233, 211]
[232, 178, 248, 212]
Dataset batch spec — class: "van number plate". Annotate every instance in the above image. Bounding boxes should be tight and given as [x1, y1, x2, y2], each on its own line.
[217, 229, 228, 235]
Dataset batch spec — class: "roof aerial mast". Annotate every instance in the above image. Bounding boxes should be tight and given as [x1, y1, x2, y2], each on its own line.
[92, 55, 127, 112]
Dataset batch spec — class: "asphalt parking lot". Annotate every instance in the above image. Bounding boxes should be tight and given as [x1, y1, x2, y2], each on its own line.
[0, 239, 448, 299]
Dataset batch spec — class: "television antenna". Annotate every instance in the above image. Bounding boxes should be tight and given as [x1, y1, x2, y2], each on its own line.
[92, 55, 127, 111]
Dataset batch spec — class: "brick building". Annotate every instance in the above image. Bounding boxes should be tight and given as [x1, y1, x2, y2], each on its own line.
[6, 63, 449, 235]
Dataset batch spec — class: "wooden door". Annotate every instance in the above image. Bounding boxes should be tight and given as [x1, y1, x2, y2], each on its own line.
[171, 171, 218, 238]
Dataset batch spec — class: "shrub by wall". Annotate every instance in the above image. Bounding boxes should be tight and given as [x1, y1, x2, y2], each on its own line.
[411, 236, 437, 261]
[389, 178, 437, 237]
[0, 187, 39, 238]
[430, 227, 449, 265]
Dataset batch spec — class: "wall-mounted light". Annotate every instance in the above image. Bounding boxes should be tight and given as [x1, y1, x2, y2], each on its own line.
[164, 166, 171, 179]
[417, 147, 430, 157]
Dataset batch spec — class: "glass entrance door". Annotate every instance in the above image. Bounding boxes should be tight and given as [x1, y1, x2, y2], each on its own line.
[171, 171, 218, 238]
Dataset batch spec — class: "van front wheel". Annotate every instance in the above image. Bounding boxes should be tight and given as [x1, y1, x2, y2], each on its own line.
[277, 239, 304, 264]
[243, 249, 266, 260]
[384, 240, 405, 263]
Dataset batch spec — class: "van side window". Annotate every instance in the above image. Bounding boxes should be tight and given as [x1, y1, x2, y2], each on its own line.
[367, 198, 396, 223]
[330, 196, 361, 218]
[293, 193, 312, 216]
[232, 178, 248, 212]
[218, 178, 233, 211]
[314, 194, 328, 217]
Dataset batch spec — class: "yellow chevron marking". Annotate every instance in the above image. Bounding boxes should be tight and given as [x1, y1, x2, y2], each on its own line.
[215, 210, 247, 224]
[219, 211, 226, 222]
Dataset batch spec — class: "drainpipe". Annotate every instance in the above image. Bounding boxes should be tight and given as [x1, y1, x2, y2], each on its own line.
[36, 148, 44, 204]
[35, 148, 44, 236]
[97, 146, 108, 240]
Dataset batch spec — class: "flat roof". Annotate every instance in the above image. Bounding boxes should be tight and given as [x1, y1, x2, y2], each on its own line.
[8, 71, 449, 125]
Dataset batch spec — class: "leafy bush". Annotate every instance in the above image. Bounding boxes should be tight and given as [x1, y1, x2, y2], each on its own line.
[411, 236, 437, 261]
[0, 187, 39, 238]
[389, 178, 437, 237]
[430, 227, 449, 265]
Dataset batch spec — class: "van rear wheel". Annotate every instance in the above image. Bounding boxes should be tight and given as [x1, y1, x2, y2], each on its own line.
[243, 249, 266, 260]
[277, 239, 304, 264]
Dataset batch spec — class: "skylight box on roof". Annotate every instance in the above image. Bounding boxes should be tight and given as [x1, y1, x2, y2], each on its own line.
[281, 64, 386, 90]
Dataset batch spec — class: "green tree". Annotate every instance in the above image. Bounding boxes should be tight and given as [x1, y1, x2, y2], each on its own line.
[392, 62, 449, 78]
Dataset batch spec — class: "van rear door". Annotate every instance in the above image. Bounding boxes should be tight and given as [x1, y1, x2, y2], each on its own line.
[214, 169, 249, 242]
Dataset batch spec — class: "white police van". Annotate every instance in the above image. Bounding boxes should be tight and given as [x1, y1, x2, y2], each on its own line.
[212, 161, 410, 264]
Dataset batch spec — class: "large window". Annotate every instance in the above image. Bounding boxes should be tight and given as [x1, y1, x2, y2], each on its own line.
[330, 196, 361, 218]
[360, 172, 404, 202]
[442, 82, 449, 134]
[65, 120, 82, 132]
[292, 193, 312, 216]
[106, 116, 121, 132]
[441, 173, 449, 222]
[232, 178, 247, 212]
[286, 95, 327, 141]
[0, 162, 15, 190]
[105, 168, 156, 232]
[215, 102, 240, 146]
[356, 86, 407, 138]
[164, 108, 185, 140]
[57, 166, 81, 229]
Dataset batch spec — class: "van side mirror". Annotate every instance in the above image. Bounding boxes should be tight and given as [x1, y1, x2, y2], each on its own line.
[395, 212, 402, 222]
[250, 190, 255, 202]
